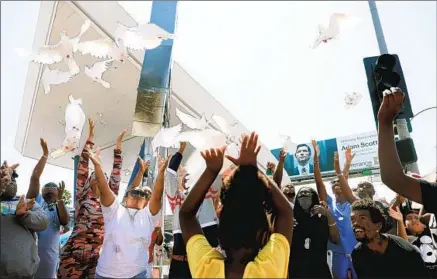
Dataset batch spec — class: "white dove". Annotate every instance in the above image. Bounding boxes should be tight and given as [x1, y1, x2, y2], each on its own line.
[151, 124, 182, 155]
[344, 92, 363, 109]
[211, 114, 241, 153]
[17, 19, 91, 75]
[114, 22, 173, 52]
[51, 95, 86, 159]
[177, 129, 227, 151]
[278, 134, 295, 153]
[77, 38, 128, 63]
[311, 13, 359, 49]
[84, 59, 114, 88]
[41, 67, 73, 95]
[175, 108, 209, 130]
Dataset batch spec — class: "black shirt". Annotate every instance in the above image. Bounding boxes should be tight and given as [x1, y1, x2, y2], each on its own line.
[352, 234, 429, 278]
[408, 229, 437, 277]
[421, 180, 437, 216]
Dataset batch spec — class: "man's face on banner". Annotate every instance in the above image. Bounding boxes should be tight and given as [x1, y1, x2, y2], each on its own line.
[295, 145, 310, 164]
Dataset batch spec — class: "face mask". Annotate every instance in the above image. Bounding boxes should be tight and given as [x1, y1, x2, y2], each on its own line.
[298, 196, 312, 210]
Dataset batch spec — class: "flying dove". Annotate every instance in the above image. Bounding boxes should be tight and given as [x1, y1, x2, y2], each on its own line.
[151, 124, 182, 155]
[175, 108, 209, 130]
[311, 13, 359, 49]
[84, 59, 114, 88]
[41, 67, 73, 95]
[344, 92, 363, 109]
[115, 22, 174, 52]
[17, 19, 91, 75]
[77, 38, 128, 63]
[51, 95, 86, 159]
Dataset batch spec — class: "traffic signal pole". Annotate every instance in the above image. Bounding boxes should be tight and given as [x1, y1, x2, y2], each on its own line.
[368, 0, 420, 174]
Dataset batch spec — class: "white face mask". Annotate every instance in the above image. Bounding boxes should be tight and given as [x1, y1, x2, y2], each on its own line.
[298, 196, 312, 210]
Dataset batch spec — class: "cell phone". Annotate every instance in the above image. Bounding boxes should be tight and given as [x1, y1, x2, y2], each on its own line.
[266, 169, 273, 176]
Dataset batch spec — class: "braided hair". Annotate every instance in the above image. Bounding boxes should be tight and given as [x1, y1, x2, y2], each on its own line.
[218, 165, 274, 259]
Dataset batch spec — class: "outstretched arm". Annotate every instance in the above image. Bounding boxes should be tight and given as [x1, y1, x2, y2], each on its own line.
[56, 181, 70, 226]
[180, 147, 226, 244]
[149, 156, 171, 216]
[343, 147, 355, 180]
[87, 147, 115, 207]
[312, 140, 328, 202]
[26, 139, 49, 199]
[334, 152, 357, 203]
[75, 119, 95, 204]
[377, 89, 422, 203]
[273, 149, 285, 186]
[109, 129, 127, 196]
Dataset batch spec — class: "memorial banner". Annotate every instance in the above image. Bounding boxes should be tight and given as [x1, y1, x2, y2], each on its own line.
[271, 131, 378, 178]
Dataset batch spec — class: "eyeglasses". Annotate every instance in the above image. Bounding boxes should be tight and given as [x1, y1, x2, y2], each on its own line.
[128, 190, 149, 199]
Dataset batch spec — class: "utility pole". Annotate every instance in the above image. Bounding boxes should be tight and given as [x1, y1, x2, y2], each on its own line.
[368, 0, 420, 174]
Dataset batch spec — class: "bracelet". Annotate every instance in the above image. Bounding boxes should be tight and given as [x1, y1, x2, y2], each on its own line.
[42, 155, 48, 159]
[336, 173, 343, 177]
[328, 222, 337, 227]
[56, 199, 63, 203]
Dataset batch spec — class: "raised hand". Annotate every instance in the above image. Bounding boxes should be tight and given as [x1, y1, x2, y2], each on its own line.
[279, 149, 286, 162]
[345, 147, 355, 164]
[40, 138, 49, 157]
[86, 146, 101, 166]
[226, 132, 261, 167]
[158, 155, 171, 173]
[138, 156, 150, 174]
[267, 162, 276, 171]
[58, 181, 65, 200]
[377, 87, 405, 125]
[311, 140, 320, 162]
[389, 206, 404, 222]
[88, 118, 95, 142]
[0, 161, 19, 188]
[178, 142, 187, 154]
[16, 196, 35, 216]
[116, 128, 128, 150]
[334, 152, 341, 174]
[201, 146, 227, 173]
[311, 200, 330, 216]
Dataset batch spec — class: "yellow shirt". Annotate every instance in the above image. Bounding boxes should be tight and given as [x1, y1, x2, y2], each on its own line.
[186, 233, 290, 278]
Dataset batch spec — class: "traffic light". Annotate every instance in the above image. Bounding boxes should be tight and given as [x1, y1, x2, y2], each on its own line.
[395, 138, 417, 165]
[363, 54, 413, 127]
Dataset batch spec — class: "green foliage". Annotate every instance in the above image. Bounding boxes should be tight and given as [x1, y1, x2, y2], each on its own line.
[62, 188, 72, 206]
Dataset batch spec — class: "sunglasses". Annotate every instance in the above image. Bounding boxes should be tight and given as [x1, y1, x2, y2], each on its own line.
[127, 189, 149, 199]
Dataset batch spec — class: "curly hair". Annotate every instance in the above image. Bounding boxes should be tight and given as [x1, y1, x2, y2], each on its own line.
[351, 199, 386, 228]
[219, 165, 274, 256]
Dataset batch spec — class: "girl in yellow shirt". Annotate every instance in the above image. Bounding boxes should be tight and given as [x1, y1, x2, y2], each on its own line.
[179, 132, 293, 278]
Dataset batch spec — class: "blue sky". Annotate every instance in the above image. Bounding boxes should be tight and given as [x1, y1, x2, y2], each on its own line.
[1, 1, 436, 199]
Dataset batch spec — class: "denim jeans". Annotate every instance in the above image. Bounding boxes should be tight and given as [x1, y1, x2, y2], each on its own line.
[95, 269, 148, 278]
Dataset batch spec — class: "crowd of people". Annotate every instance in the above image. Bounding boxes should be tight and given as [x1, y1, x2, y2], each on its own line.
[0, 88, 436, 278]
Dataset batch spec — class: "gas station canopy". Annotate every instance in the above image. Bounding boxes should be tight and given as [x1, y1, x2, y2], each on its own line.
[14, 1, 290, 185]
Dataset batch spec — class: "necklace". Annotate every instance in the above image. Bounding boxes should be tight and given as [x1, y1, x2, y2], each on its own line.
[126, 207, 139, 225]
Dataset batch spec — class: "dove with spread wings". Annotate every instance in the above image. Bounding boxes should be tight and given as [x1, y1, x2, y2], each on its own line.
[51, 95, 86, 159]
[311, 13, 359, 49]
[76, 21, 173, 63]
[278, 134, 295, 154]
[41, 67, 73, 95]
[115, 22, 174, 51]
[84, 59, 114, 88]
[175, 108, 209, 130]
[16, 19, 91, 75]
[151, 124, 182, 156]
